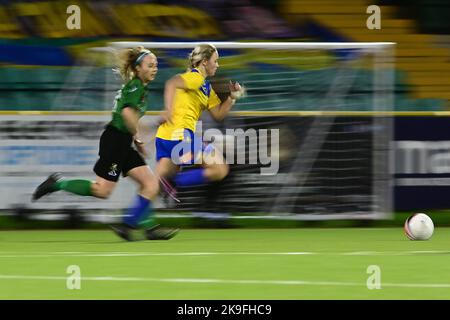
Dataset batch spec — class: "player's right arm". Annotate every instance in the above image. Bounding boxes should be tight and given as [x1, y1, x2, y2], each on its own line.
[119, 81, 142, 136]
[162, 75, 186, 124]
[122, 107, 146, 155]
[163, 72, 205, 124]
[118, 80, 146, 153]
[122, 107, 140, 136]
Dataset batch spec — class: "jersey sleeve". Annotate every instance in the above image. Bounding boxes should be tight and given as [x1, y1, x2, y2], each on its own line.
[121, 81, 144, 109]
[180, 72, 204, 90]
[207, 88, 222, 110]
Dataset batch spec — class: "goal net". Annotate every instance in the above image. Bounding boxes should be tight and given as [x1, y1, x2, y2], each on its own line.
[108, 41, 395, 220]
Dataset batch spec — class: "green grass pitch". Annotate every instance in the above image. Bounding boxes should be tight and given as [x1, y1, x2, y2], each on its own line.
[0, 228, 450, 299]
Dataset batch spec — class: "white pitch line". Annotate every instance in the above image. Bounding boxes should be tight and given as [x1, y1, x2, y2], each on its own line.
[0, 252, 316, 258]
[340, 250, 450, 256]
[0, 274, 449, 289]
[0, 250, 448, 258]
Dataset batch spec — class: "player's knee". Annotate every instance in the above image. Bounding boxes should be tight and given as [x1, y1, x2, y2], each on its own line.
[220, 163, 229, 179]
[210, 163, 229, 181]
[92, 185, 113, 199]
[98, 189, 113, 199]
[141, 181, 159, 199]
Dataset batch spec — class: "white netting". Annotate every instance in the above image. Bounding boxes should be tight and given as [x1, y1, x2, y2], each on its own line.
[0, 42, 395, 220]
[108, 41, 395, 113]
[110, 42, 395, 219]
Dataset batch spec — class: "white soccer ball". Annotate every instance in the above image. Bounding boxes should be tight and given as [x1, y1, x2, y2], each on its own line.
[404, 213, 434, 240]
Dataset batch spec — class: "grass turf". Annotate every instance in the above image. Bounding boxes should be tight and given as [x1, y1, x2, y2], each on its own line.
[0, 228, 450, 299]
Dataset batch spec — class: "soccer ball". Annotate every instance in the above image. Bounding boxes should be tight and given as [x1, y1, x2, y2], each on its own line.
[404, 213, 434, 240]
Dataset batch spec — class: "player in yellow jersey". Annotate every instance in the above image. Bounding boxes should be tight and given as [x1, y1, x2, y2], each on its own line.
[155, 44, 246, 199]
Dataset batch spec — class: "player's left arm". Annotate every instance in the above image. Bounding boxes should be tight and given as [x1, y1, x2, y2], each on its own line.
[208, 96, 235, 122]
[208, 81, 245, 122]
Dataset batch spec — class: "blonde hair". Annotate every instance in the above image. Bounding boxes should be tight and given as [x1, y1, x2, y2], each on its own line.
[114, 46, 154, 81]
[188, 44, 217, 70]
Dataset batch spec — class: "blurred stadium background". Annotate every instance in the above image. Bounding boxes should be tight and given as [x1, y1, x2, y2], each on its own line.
[1, 0, 450, 300]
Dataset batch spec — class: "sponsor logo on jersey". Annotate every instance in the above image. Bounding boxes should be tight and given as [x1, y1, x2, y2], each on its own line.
[199, 81, 211, 97]
[108, 163, 118, 177]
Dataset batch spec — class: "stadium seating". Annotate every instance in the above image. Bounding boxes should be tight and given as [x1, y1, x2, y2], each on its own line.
[0, 0, 449, 111]
[0, 63, 439, 111]
[280, 0, 450, 110]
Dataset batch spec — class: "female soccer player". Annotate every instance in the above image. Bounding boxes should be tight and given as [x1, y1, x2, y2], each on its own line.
[156, 44, 246, 197]
[32, 46, 177, 241]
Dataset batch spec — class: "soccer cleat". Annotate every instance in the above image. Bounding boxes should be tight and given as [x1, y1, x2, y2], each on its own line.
[32, 173, 61, 201]
[145, 224, 179, 240]
[159, 177, 180, 203]
[110, 223, 135, 241]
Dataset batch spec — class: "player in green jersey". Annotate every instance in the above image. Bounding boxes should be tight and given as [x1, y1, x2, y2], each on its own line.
[32, 46, 177, 241]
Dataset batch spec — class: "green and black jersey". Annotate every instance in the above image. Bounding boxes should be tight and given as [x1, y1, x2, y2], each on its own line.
[110, 78, 148, 134]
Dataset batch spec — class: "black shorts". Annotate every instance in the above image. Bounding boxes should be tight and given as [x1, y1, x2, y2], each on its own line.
[93, 125, 146, 182]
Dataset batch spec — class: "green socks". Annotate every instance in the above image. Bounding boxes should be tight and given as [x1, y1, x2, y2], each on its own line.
[54, 179, 92, 196]
[139, 216, 155, 229]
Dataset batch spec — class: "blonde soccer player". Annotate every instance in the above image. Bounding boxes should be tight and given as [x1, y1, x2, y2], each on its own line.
[32, 46, 177, 241]
[155, 44, 245, 198]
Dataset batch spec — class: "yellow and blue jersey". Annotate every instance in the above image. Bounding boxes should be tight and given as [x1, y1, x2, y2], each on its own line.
[156, 68, 221, 141]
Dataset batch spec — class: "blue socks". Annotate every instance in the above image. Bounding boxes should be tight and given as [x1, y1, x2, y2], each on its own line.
[123, 194, 153, 228]
[122, 170, 209, 228]
[174, 168, 208, 187]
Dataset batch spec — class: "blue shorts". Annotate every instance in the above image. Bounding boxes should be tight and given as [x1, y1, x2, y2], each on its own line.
[155, 129, 213, 165]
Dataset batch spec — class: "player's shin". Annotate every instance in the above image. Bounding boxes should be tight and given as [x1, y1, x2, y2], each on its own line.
[122, 194, 153, 228]
[174, 168, 208, 187]
[54, 179, 92, 196]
